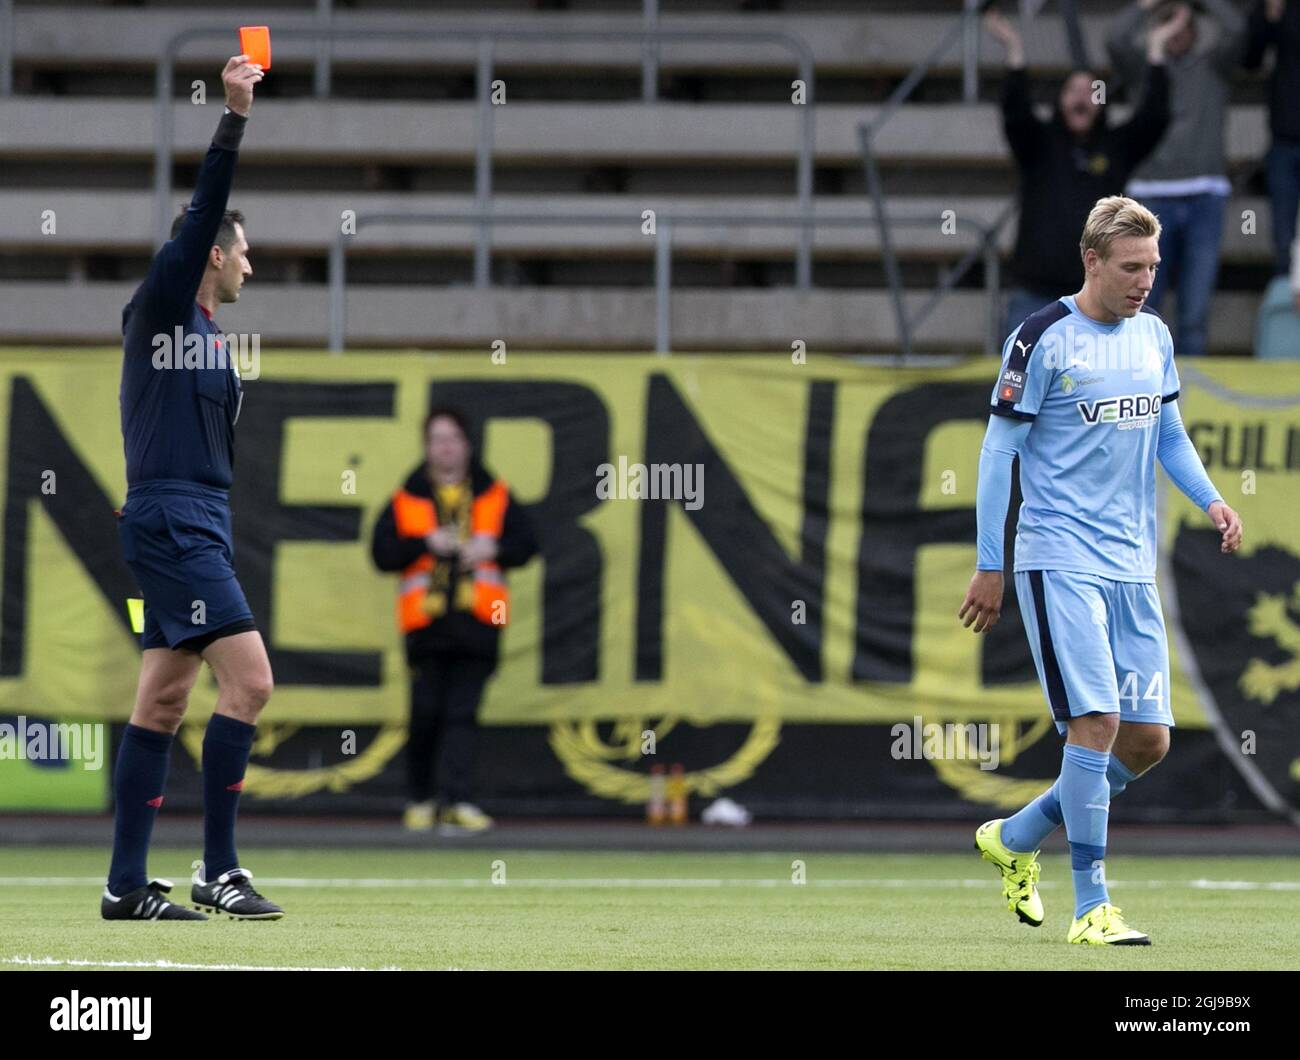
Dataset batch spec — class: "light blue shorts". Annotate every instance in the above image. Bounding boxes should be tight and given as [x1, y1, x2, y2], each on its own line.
[1014, 569, 1174, 735]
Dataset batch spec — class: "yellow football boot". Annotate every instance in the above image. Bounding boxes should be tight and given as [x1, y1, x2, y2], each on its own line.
[1067, 903, 1151, 945]
[975, 818, 1044, 927]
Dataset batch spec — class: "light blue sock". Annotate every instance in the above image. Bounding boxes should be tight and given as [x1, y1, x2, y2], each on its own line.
[1000, 754, 1141, 854]
[1107, 755, 1137, 797]
[1059, 743, 1111, 919]
[1000, 779, 1063, 853]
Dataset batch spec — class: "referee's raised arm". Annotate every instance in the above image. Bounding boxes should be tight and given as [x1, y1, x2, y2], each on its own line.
[140, 56, 263, 325]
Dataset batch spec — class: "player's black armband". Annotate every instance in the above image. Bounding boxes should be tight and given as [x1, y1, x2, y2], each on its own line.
[213, 108, 248, 151]
[990, 403, 1034, 422]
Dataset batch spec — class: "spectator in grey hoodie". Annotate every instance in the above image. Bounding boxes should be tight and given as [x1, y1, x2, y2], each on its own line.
[1108, 0, 1248, 356]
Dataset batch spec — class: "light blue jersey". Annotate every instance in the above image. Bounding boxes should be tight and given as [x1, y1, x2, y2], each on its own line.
[976, 295, 1222, 738]
[988, 295, 1183, 582]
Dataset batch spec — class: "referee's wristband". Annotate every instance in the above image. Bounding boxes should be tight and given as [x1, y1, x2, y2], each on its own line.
[213, 107, 248, 151]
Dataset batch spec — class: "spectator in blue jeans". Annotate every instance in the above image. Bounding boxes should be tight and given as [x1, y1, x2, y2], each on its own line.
[1109, 0, 1247, 356]
[1244, 0, 1300, 277]
[1293, 206, 1300, 309]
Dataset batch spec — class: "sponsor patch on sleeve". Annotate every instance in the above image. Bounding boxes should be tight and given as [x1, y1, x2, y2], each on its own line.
[998, 367, 1025, 404]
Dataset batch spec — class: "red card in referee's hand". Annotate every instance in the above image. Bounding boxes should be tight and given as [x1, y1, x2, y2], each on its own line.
[238, 26, 271, 70]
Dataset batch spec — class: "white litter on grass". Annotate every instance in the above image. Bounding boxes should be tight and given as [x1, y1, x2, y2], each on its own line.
[701, 798, 753, 827]
[3, 954, 401, 972]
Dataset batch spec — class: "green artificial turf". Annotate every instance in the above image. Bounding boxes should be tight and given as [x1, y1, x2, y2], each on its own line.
[2, 847, 1297, 970]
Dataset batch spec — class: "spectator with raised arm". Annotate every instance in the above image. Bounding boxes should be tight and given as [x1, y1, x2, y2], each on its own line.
[986, 7, 1173, 335]
[1107, 0, 1248, 356]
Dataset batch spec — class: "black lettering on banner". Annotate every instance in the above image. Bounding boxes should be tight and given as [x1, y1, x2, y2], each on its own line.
[1189, 421, 1297, 472]
[231, 381, 394, 686]
[1, 378, 140, 676]
[854, 382, 1032, 686]
[635, 375, 834, 682]
[428, 379, 609, 684]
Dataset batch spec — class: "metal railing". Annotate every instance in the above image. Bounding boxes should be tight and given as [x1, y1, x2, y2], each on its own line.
[863, 1, 1088, 355]
[0, 0, 1088, 109]
[860, 119, 1018, 358]
[328, 209, 1009, 355]
[267, 0, 666, 104]
[1020, 0, 1091, 71]
[960, 0, 1090, 105]
[154, 23, 817, 288]
[0, 0, 687, 99]
[2, 1, 1060, 353]
[862, 0, 1048, 357]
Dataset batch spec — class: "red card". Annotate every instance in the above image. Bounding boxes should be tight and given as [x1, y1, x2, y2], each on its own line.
[238, 26, 271, 70]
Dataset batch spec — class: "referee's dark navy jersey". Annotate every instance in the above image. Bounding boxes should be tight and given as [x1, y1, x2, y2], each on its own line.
[120, 111, 246, 492]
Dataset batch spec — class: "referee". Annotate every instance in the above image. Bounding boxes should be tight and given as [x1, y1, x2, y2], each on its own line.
[104, 57, 282, 921]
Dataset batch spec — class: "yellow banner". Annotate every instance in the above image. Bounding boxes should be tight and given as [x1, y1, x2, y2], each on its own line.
[0, 351, 1294, 736]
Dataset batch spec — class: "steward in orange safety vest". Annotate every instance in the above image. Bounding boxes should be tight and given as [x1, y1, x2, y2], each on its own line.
[370, 407, 538, 834]
[371, 459, 537, 661]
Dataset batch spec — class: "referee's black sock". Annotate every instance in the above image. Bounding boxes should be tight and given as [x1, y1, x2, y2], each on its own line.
[201, 714, 256, 879]
[107, 724, 173, 896]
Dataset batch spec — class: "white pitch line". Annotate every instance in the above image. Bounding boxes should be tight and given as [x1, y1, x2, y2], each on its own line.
[0, 876, 1296, 890]
[3, 955, 401, 972]
[0, 878, 105, 885]
[0, 875, 1022, 889]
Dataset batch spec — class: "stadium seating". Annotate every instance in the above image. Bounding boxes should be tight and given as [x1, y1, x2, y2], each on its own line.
[0, 1, 1279, 352]
[1254, 275, 1300, 359]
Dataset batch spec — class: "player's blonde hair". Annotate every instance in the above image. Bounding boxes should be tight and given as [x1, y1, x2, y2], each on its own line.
[1079, 196, 1161, 261]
